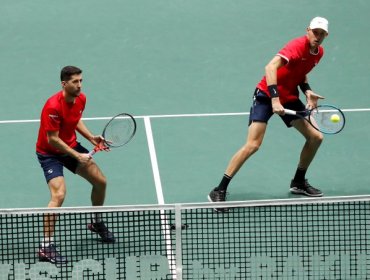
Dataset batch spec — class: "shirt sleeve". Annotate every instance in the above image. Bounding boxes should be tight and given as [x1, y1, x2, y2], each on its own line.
[277, 39, 301, 64]
[42, 107, 61, 131]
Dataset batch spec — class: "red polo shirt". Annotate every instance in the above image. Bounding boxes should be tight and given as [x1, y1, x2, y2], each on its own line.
[36, 91, 86, 155]
[257, 35, 324, 104]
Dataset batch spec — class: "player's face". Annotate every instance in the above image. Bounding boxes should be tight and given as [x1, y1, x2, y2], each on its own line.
[62, 74, 83, 97]
[307, 28, 327, 51]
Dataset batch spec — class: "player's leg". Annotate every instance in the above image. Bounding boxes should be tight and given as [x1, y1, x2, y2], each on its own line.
[292, 119, 323, 170]
[76, 160, 115, 243]
[36, 153, 68, 264]
[44, 176, 67, 239]
[290, 118, 324, 196]
[208, 89, 273, 210]
[76, 160, 107, 206]
[63, 143, 107, 207]
[225, 122, 268, 177]
[208, 122, 267, 209]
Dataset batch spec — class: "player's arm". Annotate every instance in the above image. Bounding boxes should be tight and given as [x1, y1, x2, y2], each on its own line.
[76, 119, 107, 151]
[299, 75, 325, 109]
[265, 55, 285, 115]
[76, 119, 94, 143]
[46, 130, 90, 162]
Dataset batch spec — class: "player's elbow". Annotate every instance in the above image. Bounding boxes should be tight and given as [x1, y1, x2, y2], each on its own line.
[47, 135, 57, 145]
[264, 64, 271, 75]
[46, 131, 59, 145]
[264, 64, 276, 81]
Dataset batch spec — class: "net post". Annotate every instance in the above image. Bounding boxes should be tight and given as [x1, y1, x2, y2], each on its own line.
[175, 204, 183, 280]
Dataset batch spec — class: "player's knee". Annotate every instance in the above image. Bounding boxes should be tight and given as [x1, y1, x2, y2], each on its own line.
[314, 131, 324, 142]
[243, 142, 260, 155]
[309, 132, 324, 146]
[51, 190, 66, 206]
[48, 178, 66, 206]
[95, 174, 107, 190]
[101, 175, 107, 188]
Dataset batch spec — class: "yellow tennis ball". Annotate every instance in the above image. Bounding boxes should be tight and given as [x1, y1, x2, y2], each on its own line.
[330, 114, 340, 123]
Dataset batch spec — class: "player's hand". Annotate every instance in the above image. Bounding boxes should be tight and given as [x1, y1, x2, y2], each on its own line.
[271, 97, 285, 115]
[91, 135, 110, 152]
[305, 90, 325, 110]
[78, 152, 93, 163]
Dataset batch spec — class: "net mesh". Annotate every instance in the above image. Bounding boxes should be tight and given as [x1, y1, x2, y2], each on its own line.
[1, 197, 369, 279]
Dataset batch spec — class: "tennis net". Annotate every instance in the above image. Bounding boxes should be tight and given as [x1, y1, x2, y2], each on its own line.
[1, 195, 370, 279]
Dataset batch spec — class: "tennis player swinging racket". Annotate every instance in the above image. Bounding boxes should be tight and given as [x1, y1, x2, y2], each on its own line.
[284, 104, 345, 134]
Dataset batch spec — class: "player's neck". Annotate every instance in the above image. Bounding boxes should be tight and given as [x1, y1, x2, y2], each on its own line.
[62, 90, 76, 103]
[309, 46, 319, 55]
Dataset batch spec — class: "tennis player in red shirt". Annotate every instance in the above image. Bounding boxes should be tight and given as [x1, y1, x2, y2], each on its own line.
[36, 66, 114, 264]
[209, 17, 329, 211]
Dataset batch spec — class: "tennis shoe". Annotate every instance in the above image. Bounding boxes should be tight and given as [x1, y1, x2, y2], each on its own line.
[290, 179, 323, 197]
[38, 243, 67, 264]
[208, 188, 229, 213]
[88, 221, 115, 243]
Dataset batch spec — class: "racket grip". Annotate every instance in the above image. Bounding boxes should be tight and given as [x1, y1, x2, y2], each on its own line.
[88, 148, 97, 157]
[284, 109, 297, 115]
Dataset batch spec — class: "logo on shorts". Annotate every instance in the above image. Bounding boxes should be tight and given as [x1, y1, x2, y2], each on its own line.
[47, 169, 53, 174]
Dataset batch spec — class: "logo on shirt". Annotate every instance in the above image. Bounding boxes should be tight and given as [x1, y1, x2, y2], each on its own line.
[48, 114, 59, 120]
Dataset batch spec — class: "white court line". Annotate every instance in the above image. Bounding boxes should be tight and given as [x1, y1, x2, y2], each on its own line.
[144, 117, 165, 204]
[0, 112, 251, 124]
[0, 108, 370, 124]
[144, 117, 177, 278]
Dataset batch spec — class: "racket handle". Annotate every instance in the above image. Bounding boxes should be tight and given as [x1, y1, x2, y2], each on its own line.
[88, 146, 98, 157]
[284, 109, 297, 116]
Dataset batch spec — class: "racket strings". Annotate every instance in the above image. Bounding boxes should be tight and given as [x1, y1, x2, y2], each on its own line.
[310, 109, 345, 134]
[103, 115, 136, 147]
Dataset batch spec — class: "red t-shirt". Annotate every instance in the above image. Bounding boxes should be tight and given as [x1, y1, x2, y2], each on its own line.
[256, 35, 324, 104]
[36, 91, 86, 155]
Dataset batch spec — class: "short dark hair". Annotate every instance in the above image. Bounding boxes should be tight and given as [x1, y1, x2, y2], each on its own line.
[60, 66, 82, 82]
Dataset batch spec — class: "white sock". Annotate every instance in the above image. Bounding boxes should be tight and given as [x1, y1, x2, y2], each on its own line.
[40, 236, 54, 247]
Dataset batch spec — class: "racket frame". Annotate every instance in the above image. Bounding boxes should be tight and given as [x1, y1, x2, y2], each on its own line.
[284, 104, 345, 134]
[89, 113, 136, 156]
[102, 113, 137, 148]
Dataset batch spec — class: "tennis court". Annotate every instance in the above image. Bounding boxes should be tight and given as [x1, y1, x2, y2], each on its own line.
[1, 0, 369, 208]
[0, 0, 370, 279]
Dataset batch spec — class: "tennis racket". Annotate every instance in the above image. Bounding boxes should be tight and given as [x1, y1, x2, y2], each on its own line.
[89, 113, 137, 156]
[284, 104, 345, 134]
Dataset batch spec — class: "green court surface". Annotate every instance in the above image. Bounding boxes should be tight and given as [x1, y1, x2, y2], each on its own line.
[0, 0, 369, 209]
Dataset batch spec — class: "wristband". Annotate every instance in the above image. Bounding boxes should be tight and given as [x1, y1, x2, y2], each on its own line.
[268, 85, 279, 98]
[299, 82, 312, 93]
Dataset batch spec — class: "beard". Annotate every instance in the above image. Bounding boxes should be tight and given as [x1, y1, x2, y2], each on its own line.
[68, 88, 81, 97]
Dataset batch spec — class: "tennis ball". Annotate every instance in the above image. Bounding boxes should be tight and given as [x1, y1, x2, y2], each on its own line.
[330, 114, 340, 123]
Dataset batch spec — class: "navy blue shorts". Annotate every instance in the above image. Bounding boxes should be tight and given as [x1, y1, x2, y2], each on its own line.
[36, 143, 89, 183]
[249, 88, 306, 127]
